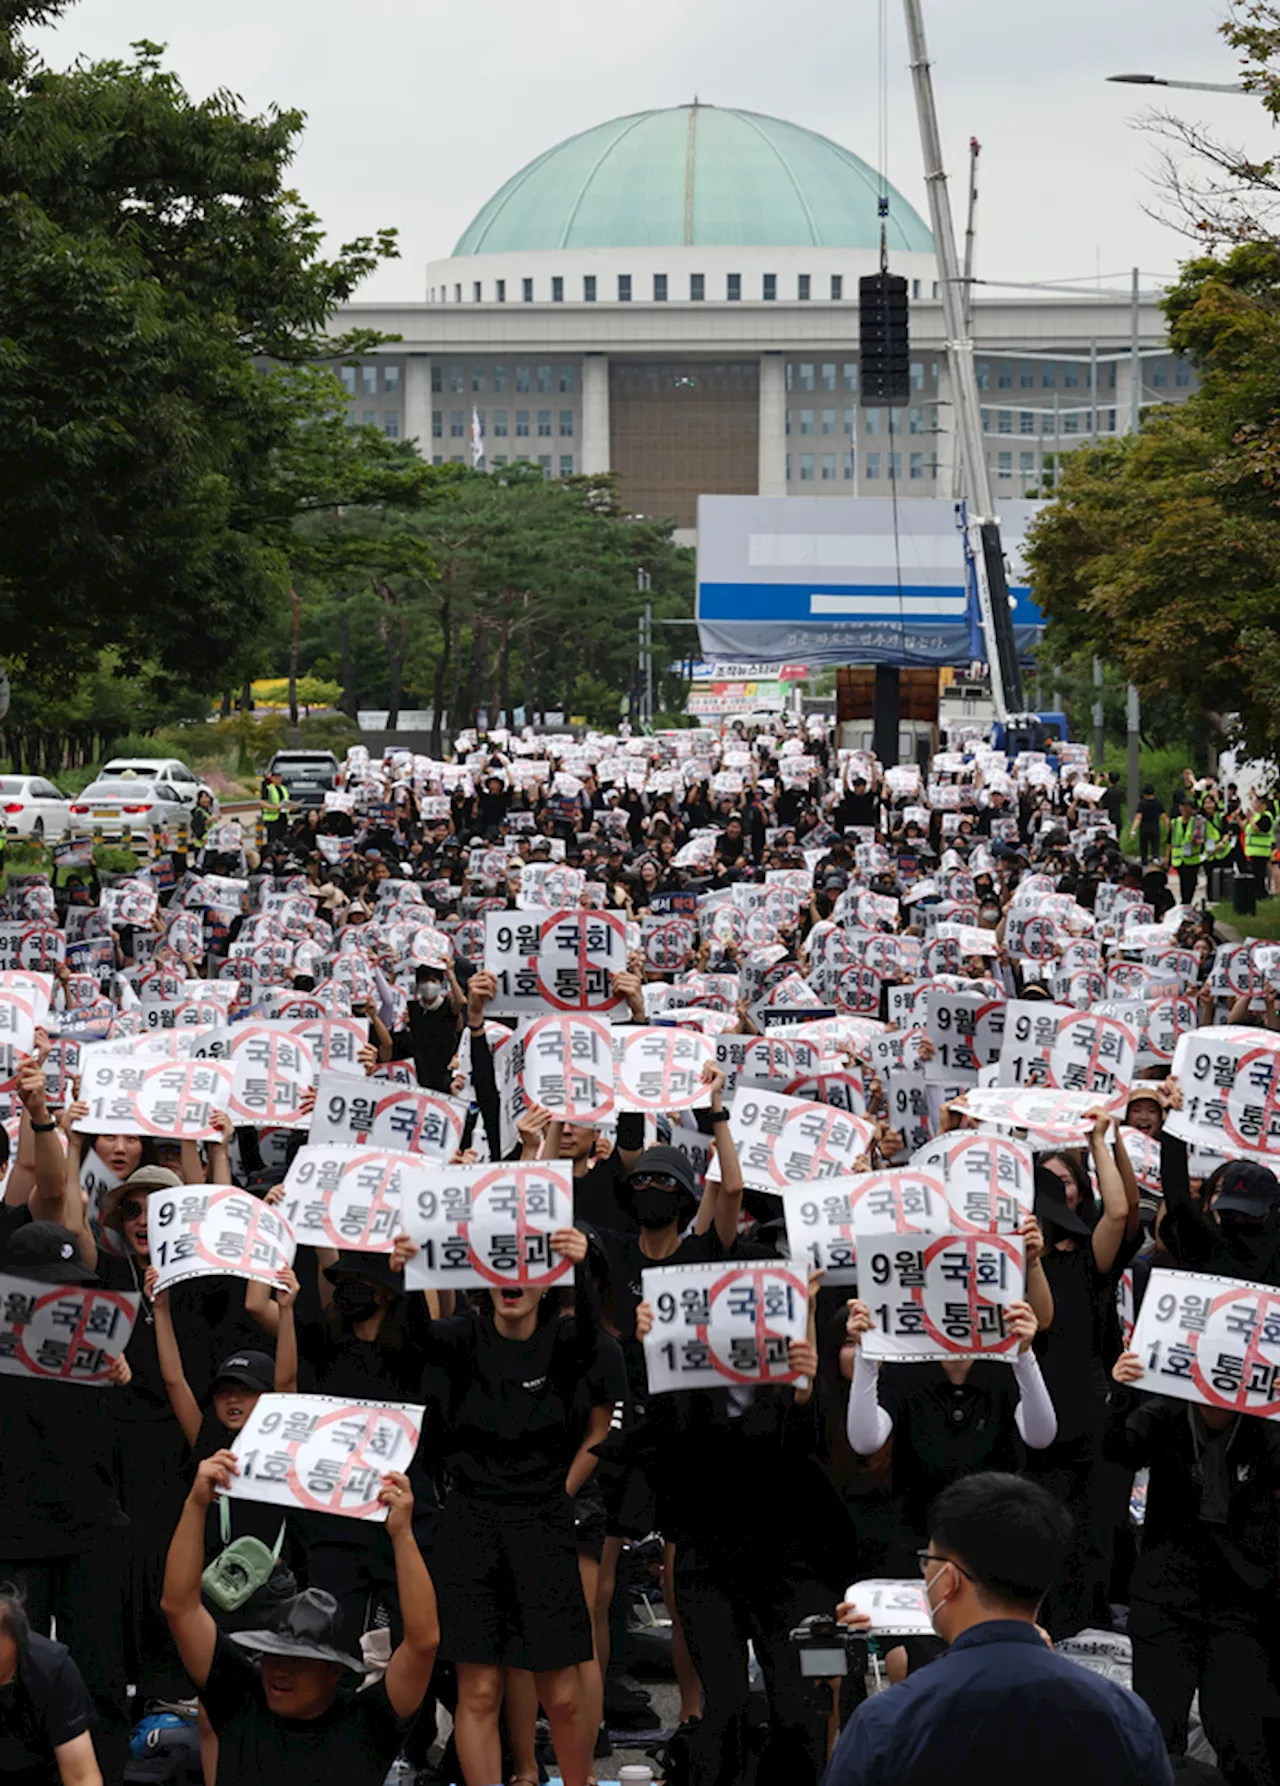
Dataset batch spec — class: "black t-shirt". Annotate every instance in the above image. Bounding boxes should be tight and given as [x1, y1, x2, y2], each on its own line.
[402, 1002, 459, 1092]
[1137, 796, 1164, 830]
[878, 1361, 1025, 1541]
[0, 1634, 94, 1786]
[1034, 1241, 1132, 1441]
[97, 1253, 255, 1411]
[0, 1205, 31, 1258]
[200, 1634, 403, 1786]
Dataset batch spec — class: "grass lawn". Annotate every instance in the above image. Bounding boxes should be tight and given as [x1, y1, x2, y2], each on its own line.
[1211, 899, 1280, 941]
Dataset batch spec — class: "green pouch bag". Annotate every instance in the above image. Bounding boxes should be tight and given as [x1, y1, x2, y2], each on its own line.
[202, 1495, 286, 1613]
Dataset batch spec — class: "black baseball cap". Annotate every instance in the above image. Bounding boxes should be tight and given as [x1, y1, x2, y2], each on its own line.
[1214, 1161, 1280, 1216]
[210, 1350, 275, 1396]
[2, 1222, 96, 1285]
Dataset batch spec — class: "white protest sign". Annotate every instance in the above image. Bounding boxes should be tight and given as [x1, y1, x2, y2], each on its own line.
[511, 1014, 615, 1123]
[641, 1259, 808, 1393]
[613, 1027, 714, 1114]
[860, 1230, 1026, 1360]
[0, 991, 38, 1093]
[998, 1001, 1137, 1110]
[951, 1085, 1101, 1145]
[225, 1023, 314, 1128]
[147, 1185, 295, 1292]
[843, 1580, 933, 1637]
[720, 1088, 875, 1192]
[402, 1161, 574, 1290]
[287, 1017, 366, 1075]
[909, 1132, 1035, 1233]
[278, 1146, 436, 1251]
[923, 987, 1005, 1086]
[0, 1276, 139, 1384]
[225, 1393, 425, 1522]
[307, 1072, 465, 1160]
[74, 1046, 233, 1138]
[483, 908, 627, 1017]
[1166, 1027, 1280, 1155]
[1129, 1267, 1280, 1420]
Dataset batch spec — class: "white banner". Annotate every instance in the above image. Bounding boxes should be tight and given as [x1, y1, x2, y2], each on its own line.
[719, 1088, 875, 1192]
[908, 1133, 1035, 1234]
[75, 1046, 233, 1138]
[279, 1146, 435, 1252]
[641, 1259, 808, 1393]
[482, 907, 627, 1017]
[860, 1230, 1026, 1360]
[0, 1276, 138, 1384]
[1166, 1027, 1280, 1156]
[401, 1161, 574, 1290]
[613, 1026, 714, 1114]
[951, 1085, 1101, 1145]
[226, 1023, 315, 1128]
[225, 1393, 425, 1521]
[1129, 1267, 1280, 1420]
[844, 1579, 933, 1637]
[997, 1001, 1137, 1110]
[147, 1186, 295, 1292]
[307, 1072, 466, 1160]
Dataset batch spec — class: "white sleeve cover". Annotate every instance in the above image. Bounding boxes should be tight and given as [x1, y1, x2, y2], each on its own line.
[1012, 1350, 1058, 1450]
[846, 1347, 894, 1455]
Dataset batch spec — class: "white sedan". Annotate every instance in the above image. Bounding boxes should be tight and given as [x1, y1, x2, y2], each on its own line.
[68, 767, 212, 837]
[0, 775, 73, 841]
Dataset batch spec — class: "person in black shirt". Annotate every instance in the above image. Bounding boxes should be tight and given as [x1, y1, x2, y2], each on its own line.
[1129, 785, 1167, 864]
[0, 1587, 97, 1786]
[398, 965, 463, 1092]
[162, 1456, 437, 1786]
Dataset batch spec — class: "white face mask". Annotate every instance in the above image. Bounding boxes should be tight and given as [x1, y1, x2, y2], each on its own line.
[924, 1558, 957, 1636]
[418, 983, 444, 1008]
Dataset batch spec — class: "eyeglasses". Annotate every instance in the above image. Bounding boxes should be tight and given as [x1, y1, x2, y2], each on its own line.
[119, 1198, 145, 1222]
[916, 1548, 972, 1581]
[630, 1174, 681, 1193]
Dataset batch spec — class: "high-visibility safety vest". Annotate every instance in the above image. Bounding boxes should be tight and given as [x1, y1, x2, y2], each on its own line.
[1203, 818, 1232, 862]
[1245, 813, 1275, 859]
[1171, 816, 1202, 867]
[261, 782, 290, 823]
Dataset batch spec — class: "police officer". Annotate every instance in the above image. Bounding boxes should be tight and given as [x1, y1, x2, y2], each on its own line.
[260, 770, 290, 847]
[1169, 795, 1203, 906]
[1243, 799, 1274, 902]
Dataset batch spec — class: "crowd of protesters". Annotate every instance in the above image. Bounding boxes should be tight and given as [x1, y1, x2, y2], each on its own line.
[0, 711, 1278, 1786]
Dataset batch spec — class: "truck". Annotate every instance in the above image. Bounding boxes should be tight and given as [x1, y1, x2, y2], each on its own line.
[267, 748, 339, 812]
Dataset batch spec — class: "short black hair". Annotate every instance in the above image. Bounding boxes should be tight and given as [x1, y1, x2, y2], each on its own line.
[928, 1472, 1072, 1611]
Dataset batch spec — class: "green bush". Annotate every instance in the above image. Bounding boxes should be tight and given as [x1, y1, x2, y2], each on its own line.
[109, 733, 194, 765]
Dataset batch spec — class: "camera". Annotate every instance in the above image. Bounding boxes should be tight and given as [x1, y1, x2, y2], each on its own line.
[789, 1613, 864, 1679]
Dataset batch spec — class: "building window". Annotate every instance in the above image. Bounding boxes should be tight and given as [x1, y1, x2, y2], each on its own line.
[1020, 411, 1035, 435]
[798, 363, 815, 391]
[537, 410, 552, 437]
[558, 365, 574, 393]
[690, 273, 705, 301]
[431, 366, 442, 393]
[361, 365, 378, 395]
[997, 410, 1012, 434]
[492, 455, 507, 468]
[432, 455, 442, 466]
[1043, 414, 1056, 436]
[763, 273, 776, 300]
[382, 412, 399, 438]
[551, 276, 564, 303]
[910, 362, 925, 391]
[799, 408, 814, 435]
[799, 453, 815, 481]
[976, 363, 990, 391]
[863, 408, 880, 436]
[1042, 363, 1057, 388]
[383, 365, 400, 394]
[844, 407, 856, 437]
[1020, 363, 1034, 389]
[453, 284, 461, 304]
[721, 271, 739, 301]
[522, 277, 534, 303]
[997, 364, 1013, 390]
[820, 363, 837, 392]
[889, 406, 903, 434]
[538, 455, 552, 477]
[496, 279, 506, 303]
[831, 274, 843, 300]
[559, 454, 574, 476]
[515, 410, 529, 437]
[450, 410, 464, 437]
[997, 451, 1012, 480]
[1175, 359, 1190, 387]
[1063, 412, 1079, 434]
[1064, 364, 1079, 388]
[618, 274, 632, 302]
[932, 281, 939, 298]
[785, 453, 792, 482]
[472, 367, 485, 393]
[654, 273, 668, 301]
[339, 365, 356, 395]
[357, 409, 373, 426]
[865, 452, 881, 479]
[559, 410, 573, 436]
[888, 451, 902, 480]
[909, 406, 923, 434]
[1020, 451, 1036, 479]
[821, 452, 836, 480]
[821, 408, 836, 435]
[431, 411, 442, 438]
[843, 450, 855, 479]
[450, 366, 464, 394]
[537, 366, 552, 393]
[472, 281, 482, 303]
[583, 275, 596, 302]
[909, 451, 924, 479]
[491, 366, 507, 393]
[785, 409, 792, 435]
[911, 279, 920, 299]
[1152, 363, 1168, 387]
[1107, 408, 1117, 430]
[493, 411, 508, 437]
[843, 362, 858, 392]
[515, 366, 530, 393]
[798, 274, 811, 300]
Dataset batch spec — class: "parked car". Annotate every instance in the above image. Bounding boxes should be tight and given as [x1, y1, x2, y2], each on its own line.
[0, 775, 73, 841]
[69, 759, 215, 836]
[268, 749, 340, 812]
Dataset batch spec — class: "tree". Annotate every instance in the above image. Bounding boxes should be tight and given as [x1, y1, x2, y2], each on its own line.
[0, 5, 399, 684]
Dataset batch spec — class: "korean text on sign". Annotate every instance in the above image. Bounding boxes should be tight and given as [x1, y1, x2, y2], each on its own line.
[860, 1231, 1026, 1361]
[147, 1186, 296, 1293]
[402, 1161, 574, 1290]
[718, 1089, 875, 1192]
[843, 1580, 934, 1637]
[280, 1146, 432, 1252]
[641, 1260, 808, 1394]
[1129, 1267, 1280, 1420]
[307, 1071, 465, 1160]
[74, 1045, 233, 1139]
[1166, 1027, 1280, 1156]
[908, 1133, 1034, 1234]
[998, 1002, 1137, 1110]
[482, 907, 627, 1017]
[225, 1394, 425, 1522]
[0, 1276, 139, 1384]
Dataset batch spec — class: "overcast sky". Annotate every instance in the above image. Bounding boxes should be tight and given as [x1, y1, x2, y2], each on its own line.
[32, 0, 1267, 302]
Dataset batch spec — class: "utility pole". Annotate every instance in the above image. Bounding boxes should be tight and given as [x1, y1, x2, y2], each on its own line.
[1127, 683, 1141, 826]
[1092, 655, 1105, 770]
[1130, 266, 1142, 434]
[902, 0, 1024, 716]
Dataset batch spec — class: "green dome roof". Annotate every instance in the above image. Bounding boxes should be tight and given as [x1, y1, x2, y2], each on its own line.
[453, 104, 933, 256]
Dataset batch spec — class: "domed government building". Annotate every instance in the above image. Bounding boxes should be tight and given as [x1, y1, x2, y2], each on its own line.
[330, 103, 1193, 537]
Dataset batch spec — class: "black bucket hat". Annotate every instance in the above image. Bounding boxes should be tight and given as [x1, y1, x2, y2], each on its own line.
[1033, 1165, 1092, 1239]
[618, 1146, 701, 1225]
[230, 1588, 363, 1672]
[3, 1221, 97, 1285]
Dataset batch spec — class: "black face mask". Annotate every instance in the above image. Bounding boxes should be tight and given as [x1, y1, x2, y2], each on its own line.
[631, 1188, 680, 1230]
[333, 1279, 382, 1321]
[1218, 1214, 1278, 1266]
